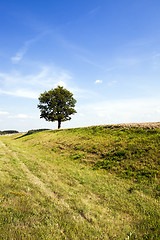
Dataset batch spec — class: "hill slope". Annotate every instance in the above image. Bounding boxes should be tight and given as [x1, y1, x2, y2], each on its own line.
[0, 124, 160, 239]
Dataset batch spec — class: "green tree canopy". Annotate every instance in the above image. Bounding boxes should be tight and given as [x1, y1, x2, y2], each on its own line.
[37, 86, 77, 129]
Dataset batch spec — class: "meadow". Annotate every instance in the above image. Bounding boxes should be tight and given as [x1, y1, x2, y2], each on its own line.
[0, 124, 160, 239]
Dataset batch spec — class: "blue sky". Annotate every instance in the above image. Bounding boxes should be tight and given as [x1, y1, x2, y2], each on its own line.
[0, 0, 160, 131]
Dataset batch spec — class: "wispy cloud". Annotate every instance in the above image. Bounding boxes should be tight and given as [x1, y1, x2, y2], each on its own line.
[77, 55, 107, 70]
[0, 64, 73, 98]
[24, 66, 72, 88]
[58, 34, 88, 54]
[8, 114, 34, 119]
[0, 110, 34, 121]
[152, 52, 160, 69]
[89, 6, 100, 16]
[0, 89, 39, 99]
[116, 57, 141, 67]
[11, 39, 36, 63]
[11, 31, 51, 63]
[11, 44, 30, 63]
[153, 53, 160, 58]
[107, 80, 117, 86]
[78, 97, 160, 124]
[0, 111, 9, 115]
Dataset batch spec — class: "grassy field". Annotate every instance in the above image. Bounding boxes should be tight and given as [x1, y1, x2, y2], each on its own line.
[0, 125, 160, 239]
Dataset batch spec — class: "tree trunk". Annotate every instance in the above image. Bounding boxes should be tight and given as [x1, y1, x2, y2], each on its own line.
[58, 119, 61, 129]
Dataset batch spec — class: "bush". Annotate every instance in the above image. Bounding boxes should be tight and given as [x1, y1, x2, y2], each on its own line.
[26, 129, 50, 135]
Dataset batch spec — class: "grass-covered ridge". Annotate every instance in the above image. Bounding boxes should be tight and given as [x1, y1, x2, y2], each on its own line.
[0, 124, 160, 239]
[24, 125, 160, 182]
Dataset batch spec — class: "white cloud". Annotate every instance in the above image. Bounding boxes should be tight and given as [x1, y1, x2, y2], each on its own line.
[156, 107, 160, 113]
[95, 79, 102, 84]
[8, 114, 33, 119]
[0, 111, 9, 115]
[55, 80, 66, 88]
[77, 97, 160, 125]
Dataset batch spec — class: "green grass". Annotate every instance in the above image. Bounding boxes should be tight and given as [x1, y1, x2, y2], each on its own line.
[0, 125, 160, 239]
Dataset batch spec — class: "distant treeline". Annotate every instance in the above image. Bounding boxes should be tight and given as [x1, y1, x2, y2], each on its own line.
[0, 130, 19, 135]
[26, 129, 50, 135]
[0, 129, 51, 136]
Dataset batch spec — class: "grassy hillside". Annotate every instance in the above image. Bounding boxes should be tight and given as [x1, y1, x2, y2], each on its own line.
[0, 125, 160, 239]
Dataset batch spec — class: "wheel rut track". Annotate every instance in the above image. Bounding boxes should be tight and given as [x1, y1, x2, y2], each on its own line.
[0, 139, 57, 200]
[0, 139, 87, 223]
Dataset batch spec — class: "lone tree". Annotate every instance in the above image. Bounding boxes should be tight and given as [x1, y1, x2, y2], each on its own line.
[37, 86, 77, 129]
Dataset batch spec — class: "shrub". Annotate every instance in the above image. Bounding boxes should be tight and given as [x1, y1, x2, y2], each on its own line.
[0, 130, 19, 135]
